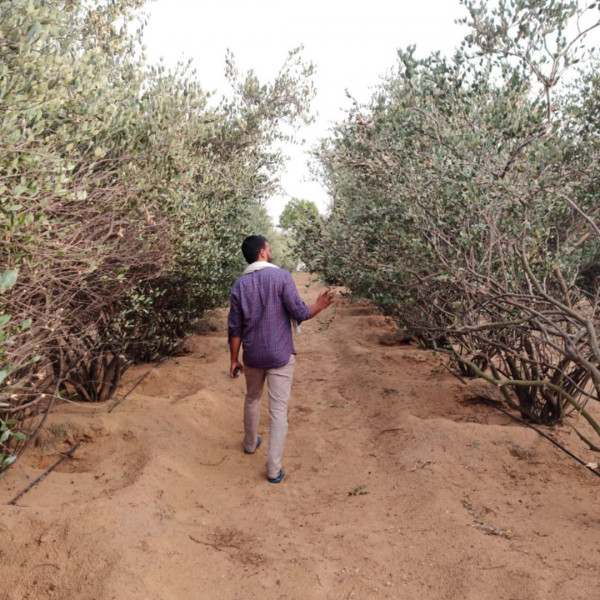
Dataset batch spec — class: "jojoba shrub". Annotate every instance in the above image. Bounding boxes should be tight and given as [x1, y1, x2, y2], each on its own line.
[0, 0, 314, 471]
[299, 0, 600, 442]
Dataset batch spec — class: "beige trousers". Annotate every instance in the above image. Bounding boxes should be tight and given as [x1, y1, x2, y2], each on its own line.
[243, 355, 296, 479]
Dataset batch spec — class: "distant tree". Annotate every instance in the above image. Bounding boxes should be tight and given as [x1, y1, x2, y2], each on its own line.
[278, 198, 320, 233]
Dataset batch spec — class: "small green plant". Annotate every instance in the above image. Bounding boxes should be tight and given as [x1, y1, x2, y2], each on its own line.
[347, 484, 369, 496]
[0, 405, 26, 476]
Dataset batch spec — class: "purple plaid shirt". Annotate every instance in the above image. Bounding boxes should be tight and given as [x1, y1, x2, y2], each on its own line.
[228, 268, 311, 369]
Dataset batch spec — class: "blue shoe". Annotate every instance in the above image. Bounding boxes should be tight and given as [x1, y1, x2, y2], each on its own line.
[267, 469, 285, 484]
[244, 436, 262, 455]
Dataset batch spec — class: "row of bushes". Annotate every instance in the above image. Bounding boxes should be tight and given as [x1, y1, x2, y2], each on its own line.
[298, 0, 600, 446]
[0, 0, 313, 471]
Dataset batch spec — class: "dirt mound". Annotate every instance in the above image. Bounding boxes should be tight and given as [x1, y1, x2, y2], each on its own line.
[1, 274, 598, 600]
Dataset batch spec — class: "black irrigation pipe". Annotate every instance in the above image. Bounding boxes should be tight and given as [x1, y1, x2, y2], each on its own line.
[7, 340, 186, 506]
[108, 340, 185, 414]
[443, 360, 600, 478]
[478, 397, 600, 479]
[8, 441, 82, 506]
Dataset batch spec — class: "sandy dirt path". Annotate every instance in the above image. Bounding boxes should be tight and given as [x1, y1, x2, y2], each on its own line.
[1, 274, 599, 600]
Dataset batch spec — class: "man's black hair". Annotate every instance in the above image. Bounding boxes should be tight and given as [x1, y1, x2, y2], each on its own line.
[241, 235, 268, 264]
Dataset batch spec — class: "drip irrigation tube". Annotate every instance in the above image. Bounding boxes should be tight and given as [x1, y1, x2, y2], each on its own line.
[8, 441, 82, 506]
[7, 340, 186, 505]
[442, 360, 600, 479]
[108, 340, 185, 414]
[478, 397, 600, 479]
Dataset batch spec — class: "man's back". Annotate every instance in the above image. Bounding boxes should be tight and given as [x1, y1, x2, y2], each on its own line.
[228, 268, 310, 369]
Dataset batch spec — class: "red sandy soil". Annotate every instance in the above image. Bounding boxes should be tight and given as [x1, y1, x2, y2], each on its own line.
[1, 273, 599, 600]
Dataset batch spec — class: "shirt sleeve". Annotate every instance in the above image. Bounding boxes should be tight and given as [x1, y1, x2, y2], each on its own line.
[281, 272, 311, 323]
[227, 287, 243, 340]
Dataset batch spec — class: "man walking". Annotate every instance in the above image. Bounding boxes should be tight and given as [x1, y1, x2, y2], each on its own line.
[228, 235, 336, 483]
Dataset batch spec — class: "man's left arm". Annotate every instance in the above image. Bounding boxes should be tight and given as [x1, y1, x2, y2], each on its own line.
[281, 272, 336, 322]
[308, 289, 337, 318]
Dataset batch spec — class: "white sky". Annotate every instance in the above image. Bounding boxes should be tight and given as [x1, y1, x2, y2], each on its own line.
[142, 0, 469, 221]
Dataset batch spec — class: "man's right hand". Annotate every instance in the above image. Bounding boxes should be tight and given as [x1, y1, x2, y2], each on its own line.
[230, 361, 244, 378]
[229, 336, 243, 378]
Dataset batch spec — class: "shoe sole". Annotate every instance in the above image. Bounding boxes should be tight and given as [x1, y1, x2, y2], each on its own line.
[268, 470, 285, 484]
[244, 436, 262, 455]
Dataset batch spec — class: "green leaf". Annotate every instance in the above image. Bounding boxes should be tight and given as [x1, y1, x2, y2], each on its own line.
[2, 456, 17, 468]
[26, 22, 42, 43]
[11, 185, 27, 197]
[0, 368, 11, 385]
[0, 270, 18, 293]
